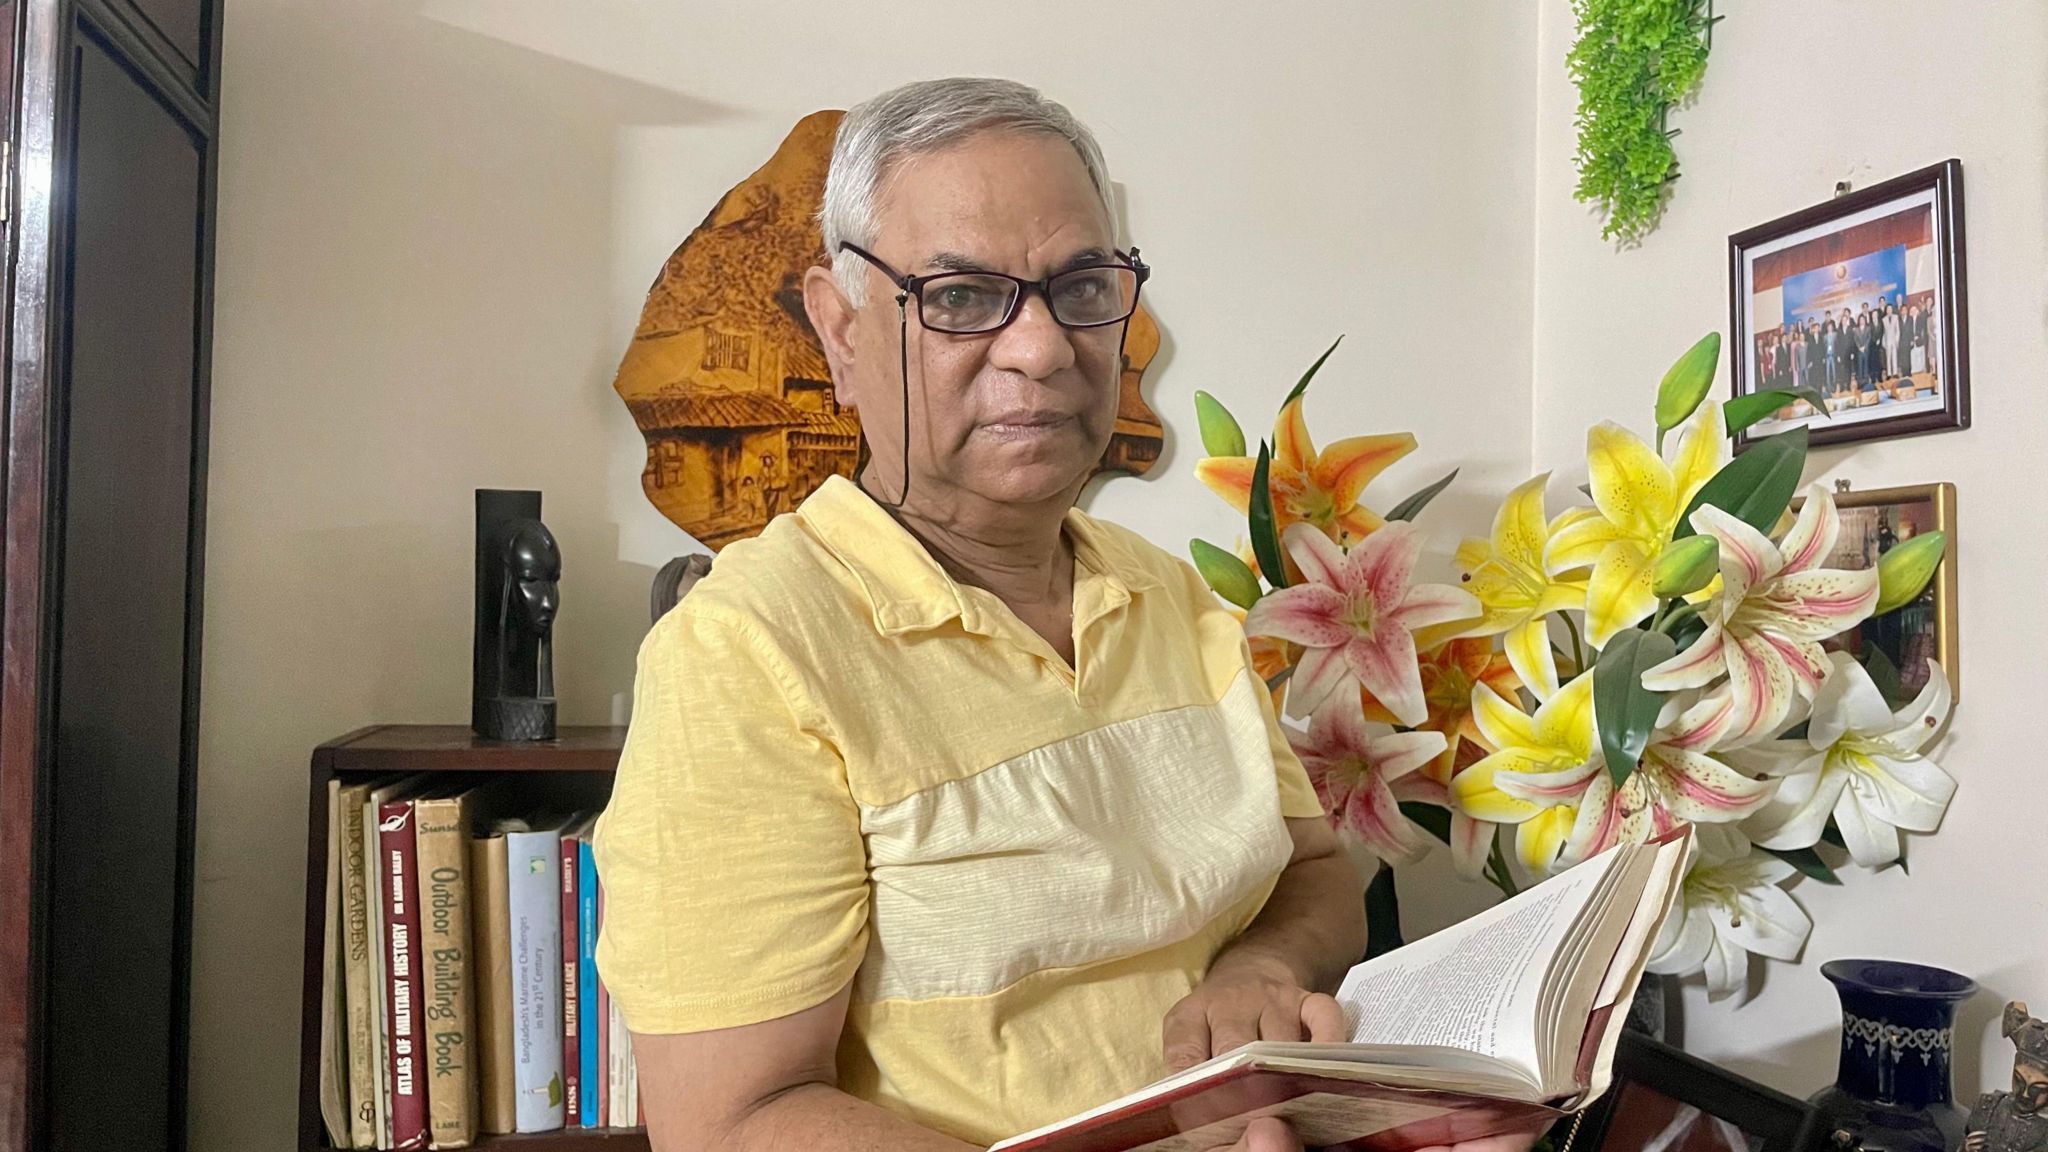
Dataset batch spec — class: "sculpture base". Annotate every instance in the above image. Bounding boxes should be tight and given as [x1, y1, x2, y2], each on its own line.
[473, 696, 557, 742]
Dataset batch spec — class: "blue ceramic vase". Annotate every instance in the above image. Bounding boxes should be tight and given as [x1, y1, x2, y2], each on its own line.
[1809, 959, 1977, 1152]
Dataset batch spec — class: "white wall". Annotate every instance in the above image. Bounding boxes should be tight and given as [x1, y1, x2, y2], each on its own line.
[1532, 0, 2048, 1098]
[196, 3, 1536, 1149]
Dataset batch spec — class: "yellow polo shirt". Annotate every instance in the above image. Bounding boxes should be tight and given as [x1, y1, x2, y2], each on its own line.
[592, 475, 1322, 1145]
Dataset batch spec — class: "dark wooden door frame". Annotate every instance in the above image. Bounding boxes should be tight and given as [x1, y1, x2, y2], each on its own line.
[0, 2, 219, 1150]
[1, 1, 70, 1148]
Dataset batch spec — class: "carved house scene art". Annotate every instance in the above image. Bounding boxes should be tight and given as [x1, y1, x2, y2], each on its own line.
[613, 109, 1163, 551]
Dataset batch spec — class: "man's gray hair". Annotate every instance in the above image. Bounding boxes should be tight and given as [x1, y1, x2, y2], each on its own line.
[821, 77, 1116, 306]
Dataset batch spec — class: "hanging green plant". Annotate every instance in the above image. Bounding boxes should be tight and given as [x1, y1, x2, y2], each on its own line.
[1567, 0, 1718, 244]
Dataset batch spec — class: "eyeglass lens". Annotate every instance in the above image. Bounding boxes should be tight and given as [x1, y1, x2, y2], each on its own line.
[919, 266, 1139, 334]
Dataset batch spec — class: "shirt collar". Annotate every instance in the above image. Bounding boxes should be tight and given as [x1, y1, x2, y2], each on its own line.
[799, 474, 1160, 638]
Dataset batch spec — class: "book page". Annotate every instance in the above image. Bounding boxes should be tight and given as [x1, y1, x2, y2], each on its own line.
[1129, 1093, 1451, 1152]
[1335, 850, 1618, 1077]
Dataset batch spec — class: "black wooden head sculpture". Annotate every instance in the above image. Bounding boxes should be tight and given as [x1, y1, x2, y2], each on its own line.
[473, 489, 562, 741]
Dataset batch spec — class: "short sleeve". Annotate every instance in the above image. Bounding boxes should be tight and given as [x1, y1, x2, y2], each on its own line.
[593, 610, 868, 1034]
[1241, 635, 1326, 820]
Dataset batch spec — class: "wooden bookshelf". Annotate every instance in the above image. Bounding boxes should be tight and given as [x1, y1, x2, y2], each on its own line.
[298, 725, 645, 1152]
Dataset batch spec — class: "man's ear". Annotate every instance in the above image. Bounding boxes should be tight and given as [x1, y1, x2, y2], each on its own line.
[803, 265, 860, 408]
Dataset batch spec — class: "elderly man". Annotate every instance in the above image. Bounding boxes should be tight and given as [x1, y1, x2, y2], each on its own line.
[594, 78, 1525, 1152]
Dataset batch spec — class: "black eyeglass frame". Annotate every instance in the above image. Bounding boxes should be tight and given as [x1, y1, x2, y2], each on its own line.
[837, 242, 1150, 335]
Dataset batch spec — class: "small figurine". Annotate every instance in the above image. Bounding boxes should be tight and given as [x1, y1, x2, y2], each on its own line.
[1963, 1002, 2048, 1152]
[473, 489, 561, 741]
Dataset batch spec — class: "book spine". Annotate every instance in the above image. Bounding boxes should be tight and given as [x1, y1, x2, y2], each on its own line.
[340, 785, 378, 1148]
[414, 798, 476, 1150]
[595, 886, 610, 1128]
[321, 780, 350, 1148]
[366, 794, 393, 1147]
[576, 843, 599, 1129]
[607, 996, 628, 1127]
[506, 829, 565, 1133]
[627, 1038, 641, 1128]
[471, 836, 517, 1135]
[379, 801, 429, 1150]
[559, 834, 580, 1126]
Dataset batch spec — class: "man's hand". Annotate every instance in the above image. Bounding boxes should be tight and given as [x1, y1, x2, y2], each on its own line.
[1161, 957, 1346, 1072]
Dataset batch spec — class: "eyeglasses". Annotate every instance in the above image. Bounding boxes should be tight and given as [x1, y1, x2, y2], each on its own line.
[838, 243, 1149, 335]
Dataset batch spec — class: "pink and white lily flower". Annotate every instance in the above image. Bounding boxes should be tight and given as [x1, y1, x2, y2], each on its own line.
[1289, 701, 1451, 866]
[1732, 653, 1956, 868]
[1245, 521, 1481, 725]
[1642, 486, 1880, 745]
[1543, 690, 1778, 870]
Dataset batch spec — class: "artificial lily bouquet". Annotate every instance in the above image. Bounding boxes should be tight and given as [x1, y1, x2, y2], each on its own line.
[1188, 335, 1956, 1000]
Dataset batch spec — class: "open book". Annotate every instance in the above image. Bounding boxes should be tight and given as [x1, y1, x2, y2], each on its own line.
[990, 828, 1692, 1152]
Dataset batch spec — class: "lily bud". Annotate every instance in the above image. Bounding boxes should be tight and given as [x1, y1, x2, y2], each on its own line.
[1194, 391, 1246, 458]
[1190, 539, 1262, 610]
[1875, 531, 1946, 614]
[1652, 535, 1720, 598]
[1655, 332, 1723, 434]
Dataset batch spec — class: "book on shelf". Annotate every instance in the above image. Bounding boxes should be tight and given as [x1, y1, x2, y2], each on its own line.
[607, 993, 630, 1128]
[576, 834, 600, 1130]
[988, 830, 1692, 1152]
[557, 815, 581, 1123]
[595, 885, 611, 1129]
[365, 777, 433, 1148]
[337, 777, 387, 1149]
[415, 788, 481, 1149]
[472, 828, 518, 1137]
[378, 795, 431, 1151]
[506, 817, 573, 1134]
[320, 779, 350, 1147]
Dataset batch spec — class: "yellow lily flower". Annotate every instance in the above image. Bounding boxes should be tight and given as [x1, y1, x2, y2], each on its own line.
[1449, 673, 1598, 876]
[1435, 473, 1588, 700]
[1543, 401, 1727, 647]
[1197, 394, 1417, 550]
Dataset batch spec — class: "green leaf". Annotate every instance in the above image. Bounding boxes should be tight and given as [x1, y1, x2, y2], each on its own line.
[1859, 643, 1907, 709]
[1189, 539, 1261, 610]
[1386, 468, 1459, 523]
[1398, 801, 1453, 846]
[1655, 332, 1721, 433]
[1762, 845, 1843, 885]
[1724, 388, 1831, 437]
[1364, 865, 1403, 959]
[1281, 336, 1344, 409]
[1193, 391, 1246, 458]
[1248, 442, 1290, 589]
[1875, 531, 1946, 614]
[1674, 425, 1809, 541]
[1820, 820, 1846, 850]
[1593, 629, 1677, 786]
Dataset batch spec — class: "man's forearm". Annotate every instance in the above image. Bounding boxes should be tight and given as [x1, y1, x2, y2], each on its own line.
[714, 1082, 980, 1152]
[1209, 854, 1366, 994]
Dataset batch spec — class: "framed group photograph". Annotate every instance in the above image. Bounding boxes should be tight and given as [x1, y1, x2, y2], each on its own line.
[1799, 481, 1960, 700]
[1727, 159, 1970, 450]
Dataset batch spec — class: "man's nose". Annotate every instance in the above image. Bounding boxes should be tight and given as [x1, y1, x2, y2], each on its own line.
[984, 291, 1077, 380]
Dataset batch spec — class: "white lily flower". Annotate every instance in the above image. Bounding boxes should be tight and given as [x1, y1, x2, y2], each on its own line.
[1648, 825, 1812, 1000]
[1731, 652, 1955, 868]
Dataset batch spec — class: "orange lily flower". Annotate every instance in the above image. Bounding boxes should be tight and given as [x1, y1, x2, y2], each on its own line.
[1360, 637, 1521, 784]
[1196, 395, 1417, 551]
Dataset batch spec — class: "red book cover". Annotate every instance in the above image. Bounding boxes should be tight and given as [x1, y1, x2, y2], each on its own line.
[560, 831, 581, 1125]
[595, 886, 610, 1127]
[378, 800, 429, 1151]
[992, 1066, 1561, 1152]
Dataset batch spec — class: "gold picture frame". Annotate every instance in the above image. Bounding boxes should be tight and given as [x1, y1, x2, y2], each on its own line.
[1798, 481, 1959, 700]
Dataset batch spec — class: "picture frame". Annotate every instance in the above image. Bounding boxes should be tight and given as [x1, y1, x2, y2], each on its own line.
[1797, 481, 1960, 702]
[1565, 1033, 1821, 1152]
[1727, 160, 1969, 451]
